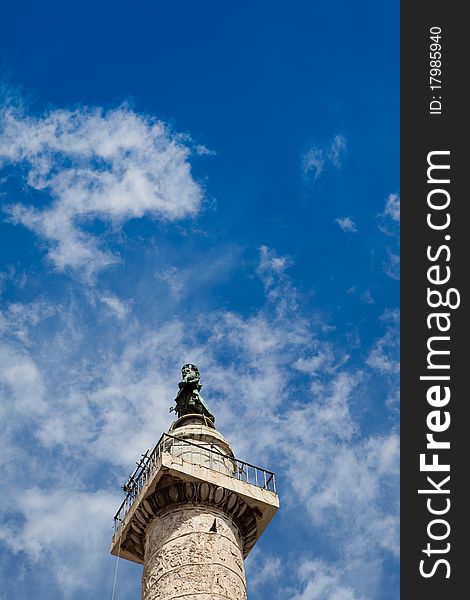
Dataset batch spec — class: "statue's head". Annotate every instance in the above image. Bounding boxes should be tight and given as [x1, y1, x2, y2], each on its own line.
[181, 363, 200, 378]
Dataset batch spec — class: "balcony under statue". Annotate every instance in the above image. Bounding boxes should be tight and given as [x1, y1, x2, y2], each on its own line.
[110, 364, 279, 600]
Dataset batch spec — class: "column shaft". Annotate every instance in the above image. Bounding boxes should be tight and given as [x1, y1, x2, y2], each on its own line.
[142, 504, 247, 600]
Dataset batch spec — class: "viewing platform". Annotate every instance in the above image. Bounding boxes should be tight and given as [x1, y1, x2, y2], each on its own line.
[111, 415, 278, 564]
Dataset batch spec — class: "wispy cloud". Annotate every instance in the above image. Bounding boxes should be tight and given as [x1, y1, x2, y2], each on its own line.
[291, 559, 368, 600]
[246, 549, 282, 590]
[360, 289, 375, 304]
[99, 294, 131, 320]
[0, 487, 118, 595]
[0, 342, 46, 415]
[303, 147, 325, 179]
[0, 103, 208, 275]
[0, 245, 398, 599]
[158, 266, 185, 299]
[381, 193, 400, 222]
[377, 193, 400, 237]
[303, 134, 347, 180]
[335, 216, 357, 233]
[382, 250, 400, 280]
[377, 194, 400, 279]
[327, 134, 347, 168]
[366, 309, 399, 376]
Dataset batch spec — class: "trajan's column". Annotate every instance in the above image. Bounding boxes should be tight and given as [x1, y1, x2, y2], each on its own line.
[110, 364, 279, 600]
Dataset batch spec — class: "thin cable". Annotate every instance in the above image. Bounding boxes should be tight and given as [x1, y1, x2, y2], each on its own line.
[111, 533, 122, 600]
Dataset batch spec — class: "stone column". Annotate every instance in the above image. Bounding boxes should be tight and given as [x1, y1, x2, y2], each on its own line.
[141, 417, 248, 600]
[142, 503, 246, 600]
[110, 413, 279, 600]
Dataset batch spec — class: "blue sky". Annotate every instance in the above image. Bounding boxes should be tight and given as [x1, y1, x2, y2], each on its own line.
[0, 2, 399, 598]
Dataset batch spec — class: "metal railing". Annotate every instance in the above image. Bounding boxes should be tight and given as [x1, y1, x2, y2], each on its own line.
[113, 433, 276, 532]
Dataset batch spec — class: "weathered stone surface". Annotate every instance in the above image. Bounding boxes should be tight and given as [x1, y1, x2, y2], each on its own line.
[120, 478, 259, 562]
[111, 420, 278, 565]
[142, 504, 246, 600]
[110, 413, 279, 600]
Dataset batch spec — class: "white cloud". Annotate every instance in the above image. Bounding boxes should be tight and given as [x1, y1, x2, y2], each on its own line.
[366, 309, 399, 375]
[360, 289, 375, 304]
[256, 245, 298, 316]
[246, 548, 282, 590]
[303, 147, 325, 179]
[158, 266, 185, 299]
[0, 342, 46, 415]
[0, 104, 207, 274]
[0, 299, 55, 341]
[34, 319, 186, 466]
[258, 244, 291, 275]
[377, 193, 400, 241]
[0, 487, 118, 594]
[294, 349, 335, 376]
[0, 244, 398, 599]
[303, 134, 347, 180]
[377, 194, 400, 279]
[100, 294, 130, 320]
[381, 193, 400, 222]
[327, 134, 347, 168]
[335, 217, 357, 233]
[383, 249, 400, 280]
[156, 245, 242, 302]
[292, 560, 367, 600]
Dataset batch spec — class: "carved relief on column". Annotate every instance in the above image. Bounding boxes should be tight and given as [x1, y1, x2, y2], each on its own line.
[122, 480, 259, 566]
[142, 504, 247, 600]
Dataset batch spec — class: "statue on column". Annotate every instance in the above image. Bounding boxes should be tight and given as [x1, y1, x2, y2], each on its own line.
[170, 364, 215, 423]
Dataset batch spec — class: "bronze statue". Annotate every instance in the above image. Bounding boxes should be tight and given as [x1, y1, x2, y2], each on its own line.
[170, 364, 215, 423]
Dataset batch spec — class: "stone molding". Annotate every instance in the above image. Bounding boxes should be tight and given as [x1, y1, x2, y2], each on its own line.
[120, 480, 258, 562]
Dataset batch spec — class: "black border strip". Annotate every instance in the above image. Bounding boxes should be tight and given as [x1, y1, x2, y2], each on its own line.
[401, 4, 466, 598]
